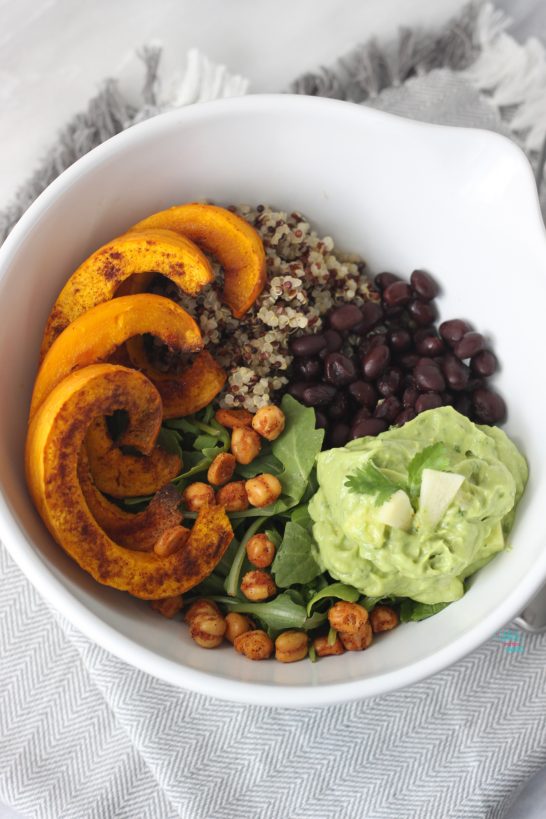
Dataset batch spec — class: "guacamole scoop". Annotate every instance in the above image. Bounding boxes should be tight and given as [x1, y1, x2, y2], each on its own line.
[309, 407, 528, 604]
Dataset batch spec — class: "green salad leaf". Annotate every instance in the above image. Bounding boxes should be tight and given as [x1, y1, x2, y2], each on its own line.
[210, 593, 308, 632]
[399, 599, 451, 622]
[271, 395, 324, 510]
[345, 460, 403, 506]
[271, 522, 322, 588]
[360, 595, 401, 612]
[306, 582, 360, 615]
[157, 427, 184, 460]
[236, 451, 283, 479]
[407, 443, 449, 499]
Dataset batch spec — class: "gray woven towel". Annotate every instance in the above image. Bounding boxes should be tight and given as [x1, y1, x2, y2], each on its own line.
[2, 4, 546, 818]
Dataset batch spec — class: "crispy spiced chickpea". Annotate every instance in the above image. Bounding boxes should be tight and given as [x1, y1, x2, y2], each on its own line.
[153, 525, 190, 557]
[245, 533, 276, 568]
[252, 405, 286, 441]
[313, 634, 345, 657]
[327, 601, 368, 635]
[189, 613, 226, 648]
[275, 630, 308, 663]
[182, 482, 215, 511]
[150, 595, 184, 620]
[207, 452, 237, 486]
[184, 598, 220, 625]
[339, 621, 373, 652]
[370, 605, 399, 633]
[240, 570, 276, 601]
[224, 612, 253, 644]
[234, 629, 274, 660]
[231, 427, 261, 465]
[216, 481, 249, 511]
[245, 474, 282, 508]
[215, 408, 253, 429]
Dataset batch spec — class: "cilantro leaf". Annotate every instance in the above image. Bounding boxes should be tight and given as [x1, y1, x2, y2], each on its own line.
[407, 443, 449, 498]
[344, 460, 404, 506]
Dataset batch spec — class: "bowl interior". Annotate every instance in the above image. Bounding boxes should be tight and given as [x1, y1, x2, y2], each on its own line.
[1, 96, 545, 704]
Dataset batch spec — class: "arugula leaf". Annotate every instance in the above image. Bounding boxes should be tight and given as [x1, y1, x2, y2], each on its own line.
[327, 627, 337, 646]
[157, 427, 183, 460]
[164, 417, 199, 434]
[290, 504, 313, 532]
[361, 595, 401, 612]
[236, 451, 283, 479]
[210, 593, 307, 632]
[399, 599, 451, 623]
[345, 460, 403, 506]
[303, 611, 329, 631]
[265, 528, 282, 548]
[224, 516, 268, 597]
[407, 443, 449, 498]
[271, 522, 322, 587]
[308, 644, 317, 662]
[306, 582, 360, 615]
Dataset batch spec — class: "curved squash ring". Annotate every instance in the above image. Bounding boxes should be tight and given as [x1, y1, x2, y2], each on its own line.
[130, 203, 266, 318]
[40, 229, 213, 356]
[26, 364, 233, 599]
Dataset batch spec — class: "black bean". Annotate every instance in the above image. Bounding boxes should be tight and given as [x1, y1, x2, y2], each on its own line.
[399, 353, 419, 371]
[413, 326, 436, 344]
[414, 359, 446, 392]
[377, 368, 403, 398]
[471, 350, 497, 377]
[353, 406, 373, 425]
[402, 387, 419, 407]
[286, 382, 308, 401]
[382, 302, 405, 320]
[315, 410, 328, 429]
[374, 396, 402, 423]
[290, 333, 326, 357]
[350, 418, 388, 439]
[441, 392, 455, 406]
[293, 356, 323, 382]
[330, 423, 350, 448]
[302, 384, 337, 407]
[472, 388, 507, 424]
[359, 332, 388, 356]
[415, 392, 443, 414]
[374, 272, 400, 290]
[353, 301, 383, 335]
[324, 353, 357, 387]
[323, 329, 343, 353]
[442, 354, 470, 391]
[327, 391, 350, 421]
[362, 344, 390, 380]
[395, 407, 417, 426]
[388, 328, 412, 353]
[383, 281, 413, 308]
[454, 332, 486, 360]
[439, 319, 472, 346]
[328, 304, 363, 332]
[348, 380, 378, 409]
[410, 269, 439, 301]
[408, 299, 438, 326]
[416, 335, 445, 357]
[453, 394, 472, 417]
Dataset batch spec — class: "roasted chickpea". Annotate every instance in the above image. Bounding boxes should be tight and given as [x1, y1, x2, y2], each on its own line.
[245, 473, 282, 508]
[327, 601, 368, 635]
[234, 629, 274, 660]
[189, 613, 226, 648]
[150, 595, 184, 620]
[339, 621, 373, 651]
[153, 525, 190, 557]
[215, 408, 253, 429]
[216, 481, 249, 511]
[252, 405, 286, 441]
[275, 630, 308, 663]
[207, 452, 237, 486]
[184, 598, 220, 625]
[245, 533, 276, 568]
[370, 605, 399, 633]
[313, 634, 345, 657]
[240, 570, 276, 601]
[182, 482, 215, 511]
[225, 612, 253, 644]
[231, 427, 261, 465]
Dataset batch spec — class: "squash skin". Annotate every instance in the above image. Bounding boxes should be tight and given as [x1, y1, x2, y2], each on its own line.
[130, 203, 266, 318]
[26, 364, 233, 599]
[40, 229, 213, 356]
[30, 294, 203, 420]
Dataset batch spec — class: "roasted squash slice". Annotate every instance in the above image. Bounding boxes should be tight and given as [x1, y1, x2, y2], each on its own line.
[78, 451, 183, 552]
[85, 416, 181, 499]
[130, 203, 266, 317]
[26, 364, 233, 598]
[30, 293, 203, 419]
[40, 229, 213, 356]
[126, 340, 226, 418]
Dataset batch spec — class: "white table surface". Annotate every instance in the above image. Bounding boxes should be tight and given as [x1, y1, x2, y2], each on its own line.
[0, 1, 544, 817]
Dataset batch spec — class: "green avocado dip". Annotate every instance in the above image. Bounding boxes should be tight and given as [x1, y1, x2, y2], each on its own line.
[308, 407, 528, 605]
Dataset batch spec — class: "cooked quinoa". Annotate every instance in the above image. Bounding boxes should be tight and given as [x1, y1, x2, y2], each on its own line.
[151, 205, 374, 411]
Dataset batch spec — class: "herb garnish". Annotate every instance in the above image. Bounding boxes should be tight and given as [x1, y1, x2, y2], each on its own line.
[344, 460, 404, 506]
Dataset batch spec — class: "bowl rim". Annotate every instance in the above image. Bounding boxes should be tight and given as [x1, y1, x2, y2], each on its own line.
[1, 93, 546, 707]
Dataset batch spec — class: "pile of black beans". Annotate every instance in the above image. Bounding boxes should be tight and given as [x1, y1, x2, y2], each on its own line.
[286, 269, 506, 447]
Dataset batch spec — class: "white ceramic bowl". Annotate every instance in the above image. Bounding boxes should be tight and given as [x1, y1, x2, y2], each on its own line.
[1, 95, 545, 707]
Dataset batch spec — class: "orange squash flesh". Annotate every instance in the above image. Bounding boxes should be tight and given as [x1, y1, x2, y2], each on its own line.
[130, 204, 266, 318]
[85, 416, 181, 499]
[30, 293, 203, 420]
[40, 229, 213, 356]
[26, 364, 233, 599]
